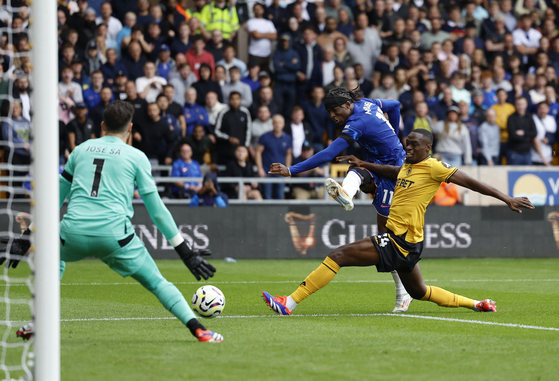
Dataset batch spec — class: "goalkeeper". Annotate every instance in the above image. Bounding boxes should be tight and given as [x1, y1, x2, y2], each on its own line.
[10, 101, 222, 342]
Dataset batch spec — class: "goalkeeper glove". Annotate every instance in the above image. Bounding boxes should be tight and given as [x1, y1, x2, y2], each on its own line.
[0, 228, 31, 269]
[174, 241, 216, 280]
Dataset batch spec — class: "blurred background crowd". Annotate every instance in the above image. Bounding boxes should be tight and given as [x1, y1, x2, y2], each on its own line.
[1, 0, 558, 203]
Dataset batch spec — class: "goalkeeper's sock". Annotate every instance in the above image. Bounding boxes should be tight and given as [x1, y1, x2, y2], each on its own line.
[186, 318, 206, 336]
[342, 170, 362, 199]
[290, 257, 340, 303]
[421, 285, 476, 309]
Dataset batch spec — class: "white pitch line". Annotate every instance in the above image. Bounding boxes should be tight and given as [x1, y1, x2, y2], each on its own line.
[48, 313, 559, 332]
[1, 278, 558, 287]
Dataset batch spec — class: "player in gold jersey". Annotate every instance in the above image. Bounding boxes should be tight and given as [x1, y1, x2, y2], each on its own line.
[262, 129, 535, 315]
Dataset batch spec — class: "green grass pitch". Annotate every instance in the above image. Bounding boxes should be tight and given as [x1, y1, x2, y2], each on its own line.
[2, 258, 559, 381]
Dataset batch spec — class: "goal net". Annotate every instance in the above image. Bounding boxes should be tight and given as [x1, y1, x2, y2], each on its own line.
[0, 1, 59, 380]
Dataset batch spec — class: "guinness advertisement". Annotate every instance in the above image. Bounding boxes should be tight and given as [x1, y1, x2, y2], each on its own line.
[1, 204, 557, 260]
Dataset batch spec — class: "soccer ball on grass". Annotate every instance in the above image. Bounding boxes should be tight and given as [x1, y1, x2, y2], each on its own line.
[191, 285, 225, 318]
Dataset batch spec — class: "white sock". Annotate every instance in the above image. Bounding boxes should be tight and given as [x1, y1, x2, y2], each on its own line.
[286, 295, 298, 311]
[391, 271, 407, 298]
[342, 170, 362, 199]
[472, 300, 481, 311]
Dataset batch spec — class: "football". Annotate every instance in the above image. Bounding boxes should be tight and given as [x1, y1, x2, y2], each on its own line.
[191, 285, 226, 318]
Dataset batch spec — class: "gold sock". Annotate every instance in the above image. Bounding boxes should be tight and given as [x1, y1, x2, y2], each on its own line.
[291, 257, 340, 303]
[421, 285, 475, 309]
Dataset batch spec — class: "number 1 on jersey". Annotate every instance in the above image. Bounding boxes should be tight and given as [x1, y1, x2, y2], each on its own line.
[91, 158, 105, 197]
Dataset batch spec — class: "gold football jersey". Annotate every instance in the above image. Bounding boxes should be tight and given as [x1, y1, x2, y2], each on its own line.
[386, 157, 457, 244]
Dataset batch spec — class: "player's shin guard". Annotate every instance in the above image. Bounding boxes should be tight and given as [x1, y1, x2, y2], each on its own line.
[290, 257, 340, 303]
[421, 285, 475, 309]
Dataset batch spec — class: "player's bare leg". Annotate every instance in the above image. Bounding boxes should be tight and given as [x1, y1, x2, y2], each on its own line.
[397, 264, 496, 312]
[263, 238, 381, 315]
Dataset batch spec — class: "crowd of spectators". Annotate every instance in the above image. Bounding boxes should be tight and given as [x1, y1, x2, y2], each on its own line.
[1, 0, 558, 202]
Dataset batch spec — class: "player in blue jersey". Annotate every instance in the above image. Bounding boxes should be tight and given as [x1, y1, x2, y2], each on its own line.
[8, 101, 223, 342]
[268, 87, 412, 312]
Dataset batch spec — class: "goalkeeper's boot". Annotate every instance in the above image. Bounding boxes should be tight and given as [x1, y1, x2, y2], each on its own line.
[195, 328, 223, 342]
[474, 299, 497, 312]
[16, 322, 34, 340]
[262, 291, 292, 316]
[392, 293, 413, 313]
[325, 178, 354, 211]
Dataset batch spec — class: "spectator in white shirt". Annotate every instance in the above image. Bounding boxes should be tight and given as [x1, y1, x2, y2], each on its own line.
[247, 3, 277, 70]
[512, 13, 542, 64]
[59, 66, 84, 104]
[531, 101, 556, 166]
[136, 62, 168, 103]
[96, 2, 123, 42]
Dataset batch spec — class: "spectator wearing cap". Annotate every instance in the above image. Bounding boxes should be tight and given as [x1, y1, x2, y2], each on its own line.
[216, 45, 248, 82]
[241, 63, 261, 93]
[506, 97, 538, 165]
[512, 14, 542, 66]
[294, 26, 324, 103]
[89, 86, 114, 137]
[120, 41, 147, 81]
[170, 63, 198, 106]
[192, 63, 223, 106]
[273, 33, 300, 122]
[95, 2, 122, 42]
[199, 0, 240, 42]
[83, 71, 112, 109]
[432, 105, 472, 166]
[215, 91, 252, 166]
[100, 48, 129, 86]
[155, 45, 176, 81]
[184, 87, 210, 135]
[221, 66, 253, 109]
[205, 30, 226, 63]
[249, 85, 281, 120]
[136, 62, 167, 103]
[186, 35, 216, 80]
[170, 22, 192, 57]
[59, 66, 84, 105]
[67, 102, 95, 152]
[85, 40, 103, 75]
[247, 3, 277, 72]
[256, 114, 292, 200]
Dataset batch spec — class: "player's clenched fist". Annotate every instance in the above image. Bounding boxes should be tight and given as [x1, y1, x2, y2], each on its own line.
[268, 163, 291, 177]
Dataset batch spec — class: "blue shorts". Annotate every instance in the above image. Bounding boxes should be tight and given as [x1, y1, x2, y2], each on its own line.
[371, 175, 396, 218]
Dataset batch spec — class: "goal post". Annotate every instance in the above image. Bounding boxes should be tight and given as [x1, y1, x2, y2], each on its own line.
[30, 0, 60, 380]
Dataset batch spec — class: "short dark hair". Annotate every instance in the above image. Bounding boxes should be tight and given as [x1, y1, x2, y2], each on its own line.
[411, 128, 433, 144]
[192, 35, 205, 44]
[229, 91, 241, 99]
[103, 101, 134, 133]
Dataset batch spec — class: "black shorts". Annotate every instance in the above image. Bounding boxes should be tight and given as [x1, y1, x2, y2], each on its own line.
[370, 229, 423, 273]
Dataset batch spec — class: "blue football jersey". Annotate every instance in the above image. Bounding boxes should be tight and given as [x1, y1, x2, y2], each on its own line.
[341, 98, 405, 166]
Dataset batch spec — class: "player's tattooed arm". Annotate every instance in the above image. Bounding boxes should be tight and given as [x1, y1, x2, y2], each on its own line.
[336, 155, 401, 180]
[448, 170, 535, 213]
